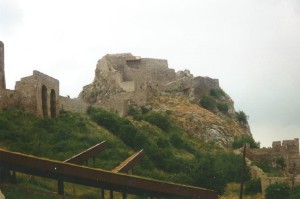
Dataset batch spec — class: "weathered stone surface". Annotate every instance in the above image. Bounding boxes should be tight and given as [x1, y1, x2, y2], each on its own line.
[150, 96, 251, 147]
[0, 190, 5, 199]
[14, 71, 60, 117]
[0, 41, 5, 89]
[79, 53, 220, 114]
[247, 138, 300, 175]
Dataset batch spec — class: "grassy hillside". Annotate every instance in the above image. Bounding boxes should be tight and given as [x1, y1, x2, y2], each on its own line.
[0, 108, 250, 198]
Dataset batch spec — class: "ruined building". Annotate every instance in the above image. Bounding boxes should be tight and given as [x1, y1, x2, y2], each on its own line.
[79, 53, 220, 115]
[247, 138, 300, 175]
[1, 40, 222, 117]
[0, 41, 87, 117]
[0, 41, 5, 89]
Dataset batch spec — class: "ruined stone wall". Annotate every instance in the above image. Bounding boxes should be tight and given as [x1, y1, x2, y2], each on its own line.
[60, 97, 89, 113]
[119, 80, 135, 92]
[191, 76, 219, 101]
[0, 89, 20, 109]
[282, 139, 300, 174]
[15, 71, 59, 117]
[124, 58, 176, 89]
[0, 41, 6, 89]
[247, 138, 300, 175]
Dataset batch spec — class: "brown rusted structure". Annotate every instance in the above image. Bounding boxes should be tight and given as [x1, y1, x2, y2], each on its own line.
[112, 149, 144, 173]
[0, 149, 217, 199]
[64, 141, 108, 164]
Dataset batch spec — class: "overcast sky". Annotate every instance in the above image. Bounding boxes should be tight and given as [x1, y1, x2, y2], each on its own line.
[1, 0, 299, 147]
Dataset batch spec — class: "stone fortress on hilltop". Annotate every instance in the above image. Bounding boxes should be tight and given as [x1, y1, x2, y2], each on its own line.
[1, 40, 299, 194]
[247, 138, 300, 193]
[247, 138, 300, 175]
[0, 41, 220, 117]
[0, 41, 87, 117]
[79, 53, 220, 115]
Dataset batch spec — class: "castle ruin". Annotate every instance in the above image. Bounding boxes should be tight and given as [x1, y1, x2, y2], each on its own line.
[0, 41, 88, 117]
[1, 41, 221, 117]
[0, 41, 5, 89]
[247, 138, 300, 175]
[79, 53, 220, 115]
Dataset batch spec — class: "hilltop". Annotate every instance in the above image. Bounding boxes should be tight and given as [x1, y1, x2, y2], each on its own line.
[79, 53, 251, 147]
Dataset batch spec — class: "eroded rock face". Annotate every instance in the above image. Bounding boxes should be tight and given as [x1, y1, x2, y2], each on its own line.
[150, 96, 251, 148]
[80, 53, 219, 109]
[79, 53, 252, 146]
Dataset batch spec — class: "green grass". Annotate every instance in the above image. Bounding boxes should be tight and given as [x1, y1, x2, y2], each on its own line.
[1, 108, 250, 195]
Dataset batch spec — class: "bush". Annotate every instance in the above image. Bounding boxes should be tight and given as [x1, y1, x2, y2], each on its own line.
[143, 111, 171, 131]
[217, 103, 228, 112]
[236, 110, 248, 124]
[199, 95, 216, 111]
[291, 185, 300, 199]
[232, 135, 260, 149]
[157, 138, 170, 148]
[254, 162, 271, 173]
[245, 178, 262, 195]
[210, 88, 225, 98]
[265, 182, 290, 199]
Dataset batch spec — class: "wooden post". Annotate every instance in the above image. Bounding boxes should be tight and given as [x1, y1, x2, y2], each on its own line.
[110, 190, 113, 199]
[58, 177, 64, 195]
[101, 189, 105, 199]
[239, 144, 246, 199]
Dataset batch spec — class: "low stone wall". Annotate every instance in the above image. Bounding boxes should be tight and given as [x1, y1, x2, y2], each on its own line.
[60, 97, 89, 113]
[0, 89, 20, 110]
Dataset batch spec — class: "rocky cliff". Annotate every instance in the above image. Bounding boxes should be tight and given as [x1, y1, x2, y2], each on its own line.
[79, 53, 251, 147]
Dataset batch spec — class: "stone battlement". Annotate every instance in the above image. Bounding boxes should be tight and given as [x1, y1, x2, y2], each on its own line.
[80, 53, 220, 115]
[247, 138, 300, 175]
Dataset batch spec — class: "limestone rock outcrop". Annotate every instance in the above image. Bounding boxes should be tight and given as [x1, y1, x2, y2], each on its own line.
[79, 53, 219, 110]
[79, 53, 252, 147]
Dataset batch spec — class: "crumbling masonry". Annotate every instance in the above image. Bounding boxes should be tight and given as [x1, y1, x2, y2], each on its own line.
[247, 138, 300, 175]
[79, 53, 220, 115]
[0, 41, 88, 117]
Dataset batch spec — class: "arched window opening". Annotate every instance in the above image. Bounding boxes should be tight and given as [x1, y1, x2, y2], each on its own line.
[42, 85, 48, 117]
[50, 89, 56, 118]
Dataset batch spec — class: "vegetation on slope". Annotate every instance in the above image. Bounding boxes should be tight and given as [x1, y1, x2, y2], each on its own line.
[1, 107, 250, 196]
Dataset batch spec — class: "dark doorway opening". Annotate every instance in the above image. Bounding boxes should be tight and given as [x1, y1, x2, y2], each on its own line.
[42, 85, 48, 117]
[50, 89, 56, 118]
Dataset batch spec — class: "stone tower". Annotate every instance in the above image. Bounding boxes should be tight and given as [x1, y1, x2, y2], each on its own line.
[0, 41, 5, 89]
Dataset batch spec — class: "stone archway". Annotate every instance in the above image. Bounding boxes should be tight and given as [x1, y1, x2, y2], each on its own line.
[42, 85, 48, 117]
[50, 89, 56, 118]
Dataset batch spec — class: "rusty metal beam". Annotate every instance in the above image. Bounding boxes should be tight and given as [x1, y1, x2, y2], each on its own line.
[64, 141, 108, 164]
[0, 149, 217, 199]
[112, 149, 144, 173]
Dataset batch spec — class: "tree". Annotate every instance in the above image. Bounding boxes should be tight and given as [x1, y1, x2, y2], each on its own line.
[236, 110, 248, 124]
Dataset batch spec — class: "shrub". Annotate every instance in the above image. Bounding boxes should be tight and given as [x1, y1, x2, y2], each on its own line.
[291, 185, 300, 199]
[157, 138, 170, 148]
[276, 157, 286, 169]
[265, 182, 290, 199]
[232, 135, 260, 149]
[199, 95, 216, 111]
[217, 103, 228, 112]
[236, 110, 248, 124]
[245, 178, 262, 195]
[127, 105, 143, 120]
[210, 88, 225, 98]
[254, 162, 271, 173]
[143, 111, 171, 131]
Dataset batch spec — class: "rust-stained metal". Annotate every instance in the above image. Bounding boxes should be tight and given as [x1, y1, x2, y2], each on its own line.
[112, 149, 144, 173]
[0, 149, 217, 199]
[64, 141, 108, 164]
